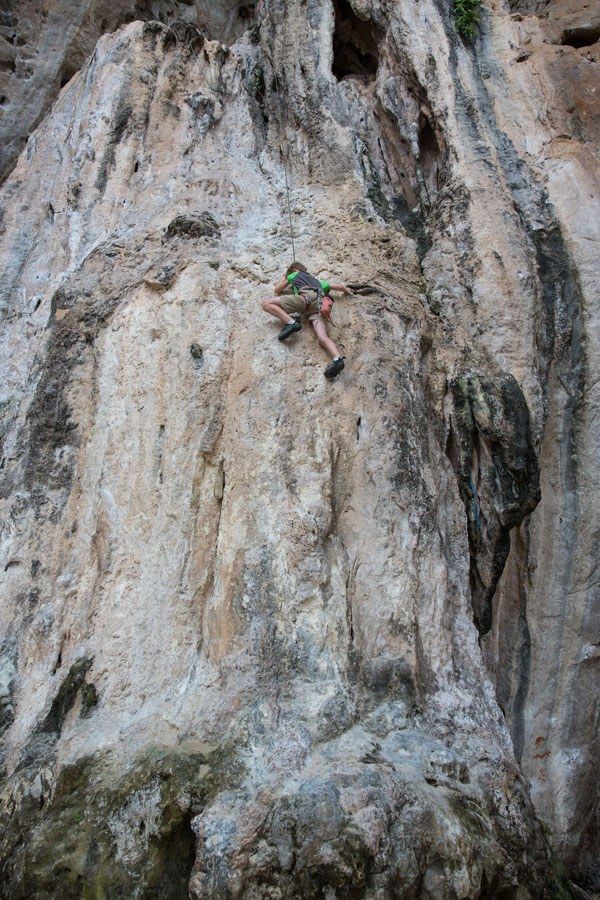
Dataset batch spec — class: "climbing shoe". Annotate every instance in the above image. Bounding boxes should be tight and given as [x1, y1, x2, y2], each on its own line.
[324, 357, 346, 379]
[278, 316, 302, 342]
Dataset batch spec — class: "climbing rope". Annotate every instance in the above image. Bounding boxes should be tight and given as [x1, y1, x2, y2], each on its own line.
[273, 67, 296, 260]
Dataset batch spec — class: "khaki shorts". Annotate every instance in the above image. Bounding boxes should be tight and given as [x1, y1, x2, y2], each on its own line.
[281, 291, 322, 322]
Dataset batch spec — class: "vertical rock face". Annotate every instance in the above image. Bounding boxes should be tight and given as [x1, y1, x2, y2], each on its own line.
[0, 0, 597, 896]
[476, 1, 600, 888]
[0, 0, 252, 183]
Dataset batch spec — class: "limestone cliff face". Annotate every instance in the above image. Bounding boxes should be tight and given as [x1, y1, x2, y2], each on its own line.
[0, 0, 597, 896]
[0, 0, 254, 184]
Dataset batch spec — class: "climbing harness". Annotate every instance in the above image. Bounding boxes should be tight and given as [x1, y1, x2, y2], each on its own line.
[290, 269, 335, 320]
[292, 271, 332, 318]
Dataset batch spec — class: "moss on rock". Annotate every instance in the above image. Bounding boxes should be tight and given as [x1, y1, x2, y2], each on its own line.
[0, 743, 238, 898]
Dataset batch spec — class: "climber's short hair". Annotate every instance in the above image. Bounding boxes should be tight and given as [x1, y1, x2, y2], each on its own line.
[286, 261, 308, 276]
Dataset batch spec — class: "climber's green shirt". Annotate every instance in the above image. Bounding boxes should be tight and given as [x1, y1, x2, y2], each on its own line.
[287, 271, 331, 295]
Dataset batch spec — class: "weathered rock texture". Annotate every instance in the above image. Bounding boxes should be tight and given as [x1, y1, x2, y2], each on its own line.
[0, 0, 252, 184]
[0, 0, 597, 896]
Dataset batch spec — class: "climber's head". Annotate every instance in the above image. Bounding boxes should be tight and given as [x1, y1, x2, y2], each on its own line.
[287, 261, 308, 276]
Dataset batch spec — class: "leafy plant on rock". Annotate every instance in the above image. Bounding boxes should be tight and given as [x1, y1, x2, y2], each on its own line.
[453, 0, 481, 39]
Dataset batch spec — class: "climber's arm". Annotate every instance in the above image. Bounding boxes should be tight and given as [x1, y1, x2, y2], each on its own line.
[329, 283, 352, 296]
[274, 276, 289, 295]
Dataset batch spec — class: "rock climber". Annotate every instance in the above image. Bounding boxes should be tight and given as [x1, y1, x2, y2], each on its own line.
[261, 262, 352, 379]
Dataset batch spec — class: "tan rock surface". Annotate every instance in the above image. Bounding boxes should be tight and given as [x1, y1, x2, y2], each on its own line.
[0, 0, 597, 895]
[480, 0, 599, 886]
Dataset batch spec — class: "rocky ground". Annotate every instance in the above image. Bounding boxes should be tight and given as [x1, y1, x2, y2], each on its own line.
[0, 0, 597, 896]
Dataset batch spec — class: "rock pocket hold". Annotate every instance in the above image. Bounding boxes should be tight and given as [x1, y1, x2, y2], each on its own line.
[165, 212, 220, 240]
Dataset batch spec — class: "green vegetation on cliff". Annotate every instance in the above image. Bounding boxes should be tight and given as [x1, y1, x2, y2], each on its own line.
[453, 0, 481, 38]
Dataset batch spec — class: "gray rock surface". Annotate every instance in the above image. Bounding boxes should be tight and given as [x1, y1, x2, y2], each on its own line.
[0, 0, 251, 183]
[0, 0, 597, 895]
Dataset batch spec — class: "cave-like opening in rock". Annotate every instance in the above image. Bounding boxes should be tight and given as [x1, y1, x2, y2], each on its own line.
[237, 4, 256, 23]
[558, 25, 600, 48]
[59, 62, 80, 89]
[153, 812, 197, 897]
[332, 0, 381, 82]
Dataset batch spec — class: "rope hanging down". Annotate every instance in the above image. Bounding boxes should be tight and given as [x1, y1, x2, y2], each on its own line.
[273, 68, 296, 260]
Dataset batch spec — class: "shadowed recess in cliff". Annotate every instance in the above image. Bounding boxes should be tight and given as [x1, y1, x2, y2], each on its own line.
[418, 116, 443, 207]
[446, 372, 541, 635]
[557, 25, 600, 48]
[22, 291, 120, 496]
[0, 747, 207, 895]
[332, 0, 382, 81]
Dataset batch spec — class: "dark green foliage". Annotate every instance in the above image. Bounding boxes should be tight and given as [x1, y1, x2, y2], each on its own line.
[453, 0, 481, 39]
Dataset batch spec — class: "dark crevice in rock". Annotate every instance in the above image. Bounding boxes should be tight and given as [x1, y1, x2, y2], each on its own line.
[371, 101, 426, 243]
[0, 9, 16, 28]
[490, 527, 533, 763]
[14, 657, 98, 771]
[245, 60, 269, 133]
[38, 657, 94, 735]
[359, 655, 418, 708]
[79, 682, 99, 719]
[95, 96, 133, 195]
[0, 641, 17, 749]
[446, 372, 541, 635]
[152, 812, 197, 897]
[418, 116, 443, 207]
[164, 20, 206, 53]
[358, 146, 393, 221]
[190, 342, 204, 366]
[58, 61, 80, 89]
[392, 198, 429, 256]
[52, 645, 63, 676]
[366, 51, 447, 254]
[504, 0, 551, 12]
[237, 4, 256, 25]
[557, 26, 600, 49]
[332, 0, 381, 82]
[0, 57, 16, 74]
[22, 292, 119, 496]
[508, 588, 532, 762]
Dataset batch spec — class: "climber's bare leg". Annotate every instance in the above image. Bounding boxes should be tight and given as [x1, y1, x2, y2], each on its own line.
[311, 317, 341, 359]
[261, 297, 295, 325]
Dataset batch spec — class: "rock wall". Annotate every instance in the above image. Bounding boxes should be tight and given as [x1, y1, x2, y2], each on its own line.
[0, 0, 597, 895]
[0, 0, 252, 183]
[478, 1, 600, 887]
